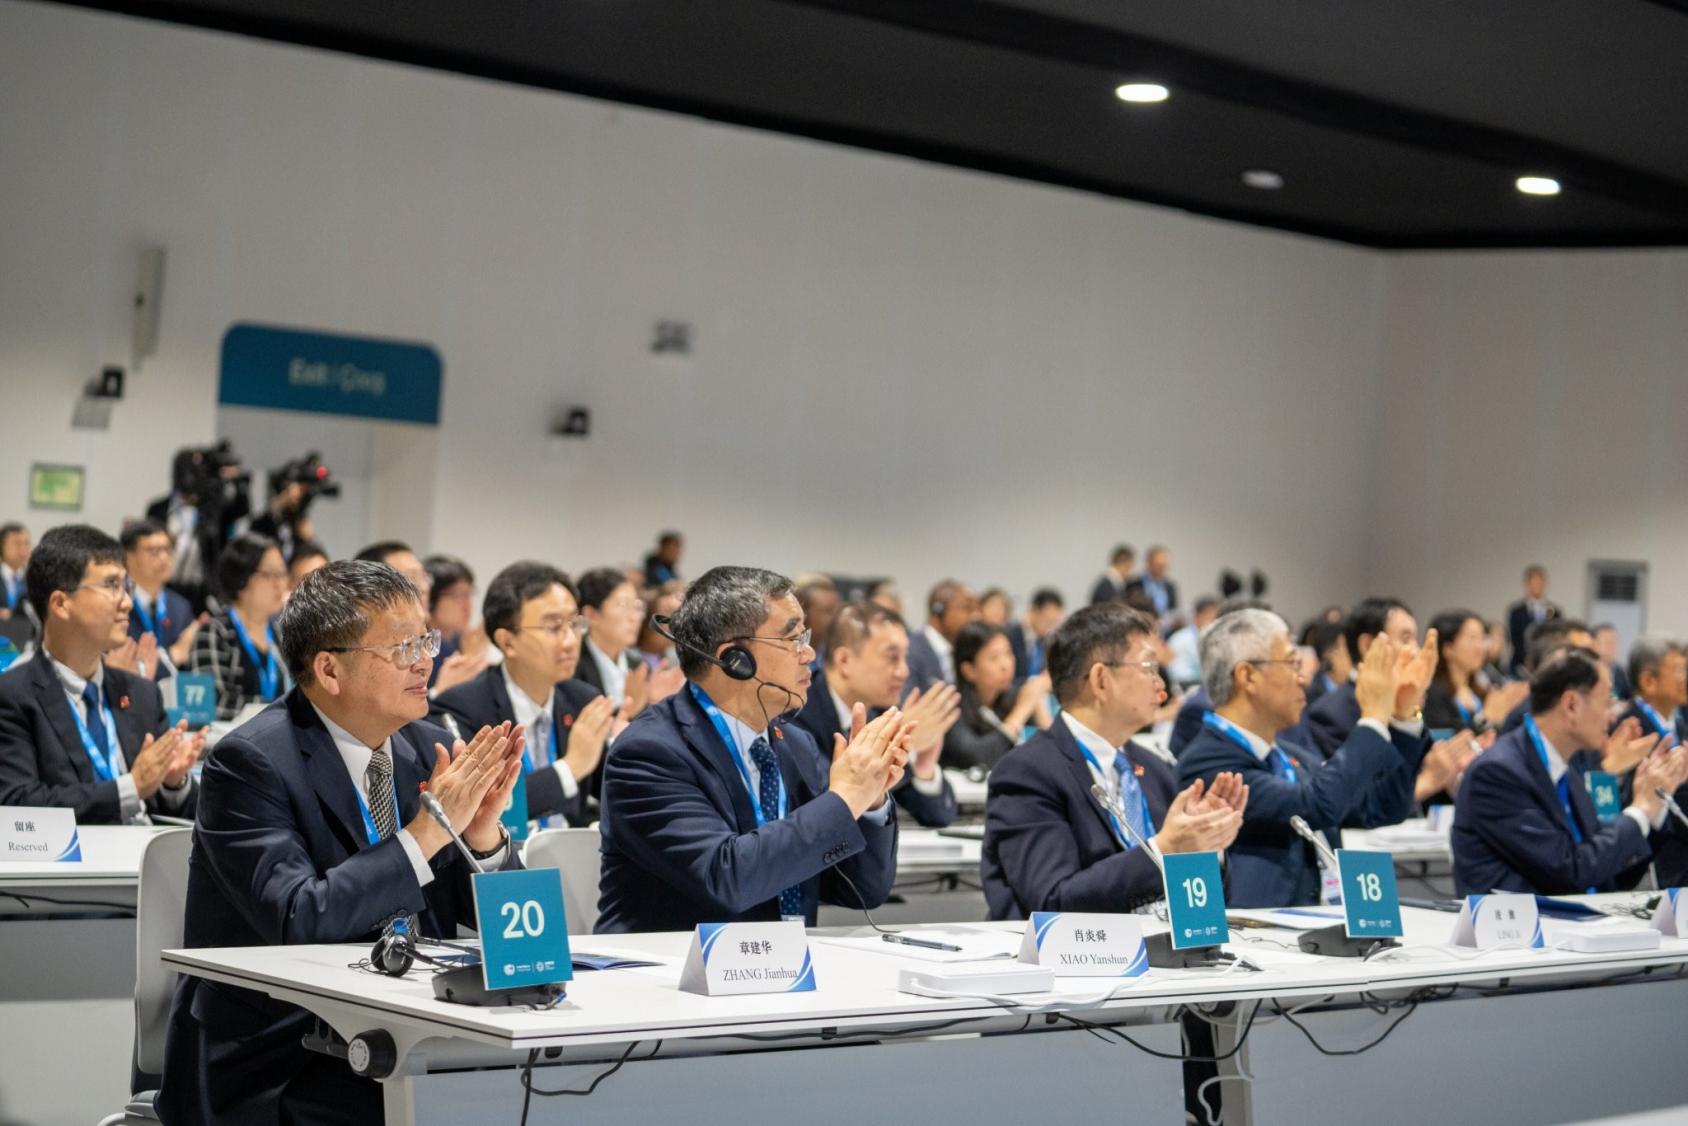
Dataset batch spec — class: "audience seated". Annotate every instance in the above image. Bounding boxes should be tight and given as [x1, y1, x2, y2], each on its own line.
[1595, 623, 1632, 701]
[121, 519, 201, 675]
[790, 601, 961, 827]
[596, 566, 908, 932]
[429, 562, 616, 828]
[576, 567, 648, 709]
[642, 530, 683, 587]
[1088, 544, 1134, 605]
[1005, 587, 1064, 683]
[943, 621, 1052, 773]
[1123, 544, 1178, 620]
[286, 540, 330, 593]
[0, 521, 30, 622]
[634, 579, 686, 669]
[1178, 608, 1430, 906]
[0, 525, 200, 822]
[794, 573, 840, 667]
[1304, 597, 1418, 759]
[1299, 618, 1350, 707]
[978, 587, 1011, 627]
[421, 554, 487, 692]
[983, 604, 1245, 917]
[1453, 647, 1688, 896]
[186, 533, 290, 721]
[1166, 596, 1218, 688]
[905, 579, 980, 694]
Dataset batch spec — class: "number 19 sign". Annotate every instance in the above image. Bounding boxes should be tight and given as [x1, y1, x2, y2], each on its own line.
[471, 868, 573, 992]
[1162, 851, 1228, 950]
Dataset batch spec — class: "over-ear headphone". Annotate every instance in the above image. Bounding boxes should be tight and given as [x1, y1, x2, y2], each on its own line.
[370, 919, 475, 977]
[651, 614, 757, 682]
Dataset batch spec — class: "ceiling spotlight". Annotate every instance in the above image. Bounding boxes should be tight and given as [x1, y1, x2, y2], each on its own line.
[1242, 169, 1284, 190]
[1516, 175, 1561, 196]
[1115, 83, 1170, 104]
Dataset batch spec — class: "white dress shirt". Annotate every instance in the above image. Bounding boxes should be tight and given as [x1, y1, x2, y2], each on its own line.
[831, 687, 944, 796]
[586, 636, 629, 705]
[712, 694, 891, 824]
[503, 667, 580, 800]
[49, 650, 190, 823]
[309, 703, 509, 888]
[923, 625, 955, 684]
[1535, 726, 1662, 836]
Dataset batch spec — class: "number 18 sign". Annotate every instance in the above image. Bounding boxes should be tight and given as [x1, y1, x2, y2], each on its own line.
[1162, 851, 1228, 950]
[1335, 849, 1403, 939]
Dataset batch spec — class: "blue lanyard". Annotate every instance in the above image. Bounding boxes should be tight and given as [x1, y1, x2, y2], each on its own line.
[690, 683, 786, 826]
[1074, 740, 1153, 849]
[228, 611, 281, 700]
[3, 575, 17, 611]
[1637, 700, 1679, 747]
[1455, 696, 1475, 727]
[132, 594, 165, 645]
[352, 772, 401, 847]
[63, 687, 124, 783]
[1203, 710, 1297, 782]
[521, 708, 561, 772]
[1524, 715, 1584, 838]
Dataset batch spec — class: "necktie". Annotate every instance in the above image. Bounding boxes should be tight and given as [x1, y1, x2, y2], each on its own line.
[1268, 746, 1299, 782]
[365, 748, 418, 935]
[1554, 775, 1585, 844]
[81, 681, 116, 778]
[748, 736, 804, 919]
[530, 711, 561, 831]
[1111, 750, 1149, 847]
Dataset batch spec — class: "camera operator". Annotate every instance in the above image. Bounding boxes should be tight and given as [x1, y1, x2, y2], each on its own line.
[146, 442, 251, 614]
[251, 453, 340, 562]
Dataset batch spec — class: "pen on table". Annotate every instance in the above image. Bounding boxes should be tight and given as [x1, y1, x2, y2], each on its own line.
[882, 933, 962, 952]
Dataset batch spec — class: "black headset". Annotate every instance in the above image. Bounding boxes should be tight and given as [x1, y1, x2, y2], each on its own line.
[370, 920, 476, 977]
[651, 614, 757, 682]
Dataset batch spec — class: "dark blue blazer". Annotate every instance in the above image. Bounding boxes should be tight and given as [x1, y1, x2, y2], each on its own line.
[127, 586, 195, 653]
[429, 666, 603, 826]
[1619, 700, 1688, 886]
[1169, 688, 1208, 757]
[1303, 681, 1360, 760]
[595, 685, 898, 933]
[982, 720, 1178, 918]
[1178, 717, 1423, 907]
[903, 628, 948, 698]
[159, 688, 518, 1125]
[789, 669, 957, 827]
[1452, 725, 1652, 895]
[0, 652, 193, 822]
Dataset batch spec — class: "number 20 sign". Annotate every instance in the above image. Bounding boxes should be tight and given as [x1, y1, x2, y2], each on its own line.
[471, 868, 573, 992]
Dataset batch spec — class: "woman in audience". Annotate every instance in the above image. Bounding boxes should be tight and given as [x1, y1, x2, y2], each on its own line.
[1424, 609, 1529, 734]
[187, 533, 290, 721]
[423, 554, 487, 691]
[943, 621, 1052, 772]
[634, 579, 685, 670]
[979, 587, 1011, 627]
[1481, 619, 1511, 684]
[576, 566, 648, 707]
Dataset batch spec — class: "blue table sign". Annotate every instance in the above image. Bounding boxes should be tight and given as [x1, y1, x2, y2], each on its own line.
[167, 673, 218, 729]
[1585, 772, 1621, 823]
[500, 770, 532, 842]
[1335, 849, 1404, 939]
[1162, 851, 1228, 950]
[472, 868, 573, 992]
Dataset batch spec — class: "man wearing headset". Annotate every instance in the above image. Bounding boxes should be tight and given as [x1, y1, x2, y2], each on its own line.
[595, 566, 914, 933]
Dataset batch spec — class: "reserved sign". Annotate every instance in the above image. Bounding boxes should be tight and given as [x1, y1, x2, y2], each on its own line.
[0, 807, 81, 862]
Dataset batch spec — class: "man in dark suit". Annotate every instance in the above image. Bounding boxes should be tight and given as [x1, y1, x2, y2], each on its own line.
[430, 562, 617, 828]
[791, 601, 962, 828]
[1614, 639, 1688, 885]
[1006, 587, 1065, 683]
[1123, 544, 1178, 620]
[1088, 544, 1134, 606]
[121, 519, 202, 676]
[1179, 608, 1431, 907]
[0, 522, 29, 618]
[903, 578, 979, 696]
[158, 560, 524, 1126]
[596, 566, 910, 933]
[1505, 564, 1560, 676]
[1454, 647, 1687, 895]
[1304, 597, 1418, 759]
[0, 525, 199, 822]
[983, 604, 1245, 918]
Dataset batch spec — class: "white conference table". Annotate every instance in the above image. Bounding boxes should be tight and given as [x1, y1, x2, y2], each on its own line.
[163, 895, 1688, 1126]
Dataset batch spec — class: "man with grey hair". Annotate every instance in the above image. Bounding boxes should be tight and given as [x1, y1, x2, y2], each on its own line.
[1617, 638, 1688, 886]
[160, 560, 525, 1125]
[596, 565, 914, 933]
[1177, 608, 1435, 906]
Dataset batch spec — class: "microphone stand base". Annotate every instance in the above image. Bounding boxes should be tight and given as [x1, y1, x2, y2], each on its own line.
[431, 965, 568, 1007]
[1144, 931, 1229, 969]
[1296, 922, 1399, 958]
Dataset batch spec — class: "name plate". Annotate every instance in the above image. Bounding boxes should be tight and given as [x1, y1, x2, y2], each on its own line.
[1585, 772, 1621, 823]
[166, 673, 219, 729]
[471, 868, 573, 993]
[1650, 888, 1688, 937]
[501, 769, 531, 842]
[1019, 913, 1147, 976]
[679, 920, 816, 996]
[1163, 851, 1229, 950]
[1336, 849, 1404, 939]
[0, 807, 81, 862]
[1452, 893, 1543, 949]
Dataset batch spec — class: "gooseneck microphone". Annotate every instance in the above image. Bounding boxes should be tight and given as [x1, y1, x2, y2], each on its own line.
[420, 789, 489, 875]
[1288, 814, 1340, 871]
[1089, 783, 1164, 870]
[1286, 815, 1397, 958]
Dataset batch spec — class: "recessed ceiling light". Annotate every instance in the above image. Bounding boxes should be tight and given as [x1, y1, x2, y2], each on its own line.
[1516, 175, 1561, 196]
[1242, 170, 1284, 190]
[1115, 83, 1170, 104]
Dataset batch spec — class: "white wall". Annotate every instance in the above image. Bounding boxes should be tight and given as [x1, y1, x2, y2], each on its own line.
[1369, 249, 1688, 636]
[0, 0, 1432, 625]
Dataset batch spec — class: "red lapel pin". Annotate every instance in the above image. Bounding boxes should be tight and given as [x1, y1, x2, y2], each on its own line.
[1133, 764, 1145, 777]
[118, 695, 130, 711]
[772, 727, 784, 741]
[562, 714, 574, 728]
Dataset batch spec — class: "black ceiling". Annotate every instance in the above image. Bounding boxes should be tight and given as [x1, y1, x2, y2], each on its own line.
[42, 0, 1688, 248]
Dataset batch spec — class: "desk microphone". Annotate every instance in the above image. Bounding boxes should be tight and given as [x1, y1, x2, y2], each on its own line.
[1089, 783, 1164, 870]
[1286, 816, 1397, 958]
[420, 790, 489, 874]
[1655, 788, 1688, 833]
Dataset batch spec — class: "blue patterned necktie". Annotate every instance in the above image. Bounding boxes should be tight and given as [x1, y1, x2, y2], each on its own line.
[1111, 750, 1149, 847]
[748, 736, 804, 918]
[81, 681, 114, 775]
[1268, 746, 1299, 782]
[531, 711, 562, 830]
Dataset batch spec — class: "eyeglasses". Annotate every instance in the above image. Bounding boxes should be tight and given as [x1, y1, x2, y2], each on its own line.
[1101, 659, 1161, 676]
[1246, 657, 1302, 674]
[604, 596, 646, 614]
[325, 629, 442, 667]
[72, 575, 135, 600]
[739, 629, 813, 653]
[514, 616, 589, 639]
[252, 568, 290, 583]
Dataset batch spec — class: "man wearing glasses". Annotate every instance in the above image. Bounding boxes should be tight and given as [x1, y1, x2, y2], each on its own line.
[431, 561, 618, 828]
[1178, 608, 1433, 907]
[982, 604, 1248, 919]
[0, 524, 200, 822]
[159, 560, 524, 1125]
[596, 566, 914, 932]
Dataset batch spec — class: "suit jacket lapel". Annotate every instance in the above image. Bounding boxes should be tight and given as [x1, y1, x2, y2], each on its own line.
[675, 688, 759, 831]
[105, 669, 148, 769]
[487, 668, 514, 726]
[33, 656, 96, 782]
[390, 725, 430, 826]
[291, 692, 373, 852]
[1050, 721, 1123, 850]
